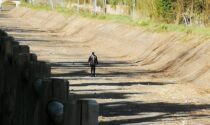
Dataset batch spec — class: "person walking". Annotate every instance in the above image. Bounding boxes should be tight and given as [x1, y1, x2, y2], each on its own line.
[88, 52, 98, 77]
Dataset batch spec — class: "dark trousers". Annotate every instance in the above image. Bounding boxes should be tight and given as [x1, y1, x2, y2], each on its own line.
[90, 65, 96, 77]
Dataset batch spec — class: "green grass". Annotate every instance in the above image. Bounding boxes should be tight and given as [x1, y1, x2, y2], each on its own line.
[20, 2, 76, 16]
[2, 1, 16, 7]
[55, 6, 75, 16]
[2, 1, 15, 5]
[21, 2, 52, 11]
[81, 12, 134, 24]
[20, 2, 210, 36]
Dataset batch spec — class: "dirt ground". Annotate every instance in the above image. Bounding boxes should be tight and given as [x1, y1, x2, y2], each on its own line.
[1, 8, 210, 125]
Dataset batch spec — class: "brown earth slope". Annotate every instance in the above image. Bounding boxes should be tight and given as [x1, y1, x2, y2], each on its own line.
[1, 7, 210, 125]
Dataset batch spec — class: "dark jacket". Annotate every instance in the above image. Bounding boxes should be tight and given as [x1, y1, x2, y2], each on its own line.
[88, 54, 98, 66]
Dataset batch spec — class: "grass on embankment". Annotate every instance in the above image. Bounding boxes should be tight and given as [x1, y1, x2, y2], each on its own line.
[20, 3, 210, 36]
[1, 1, 16, 10]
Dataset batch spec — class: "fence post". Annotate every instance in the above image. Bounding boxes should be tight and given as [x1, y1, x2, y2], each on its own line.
[63, 99, 99, 125]
[33, 78, 69, 125]
[32, 61, 51, 125]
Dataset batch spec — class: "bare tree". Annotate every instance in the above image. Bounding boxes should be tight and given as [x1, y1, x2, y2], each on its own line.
[49, 0, 54, 9]
[132, 0, 136, 18]
[103, 0, 107, 13]
[77, 0, 79, 14]
[93, 0, 97, 14]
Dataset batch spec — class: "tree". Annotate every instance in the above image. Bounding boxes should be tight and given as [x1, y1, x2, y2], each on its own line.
[49, 0, 54, 9]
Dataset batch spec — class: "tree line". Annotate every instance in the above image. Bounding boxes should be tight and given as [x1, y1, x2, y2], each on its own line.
[23, 0, 210, 26]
